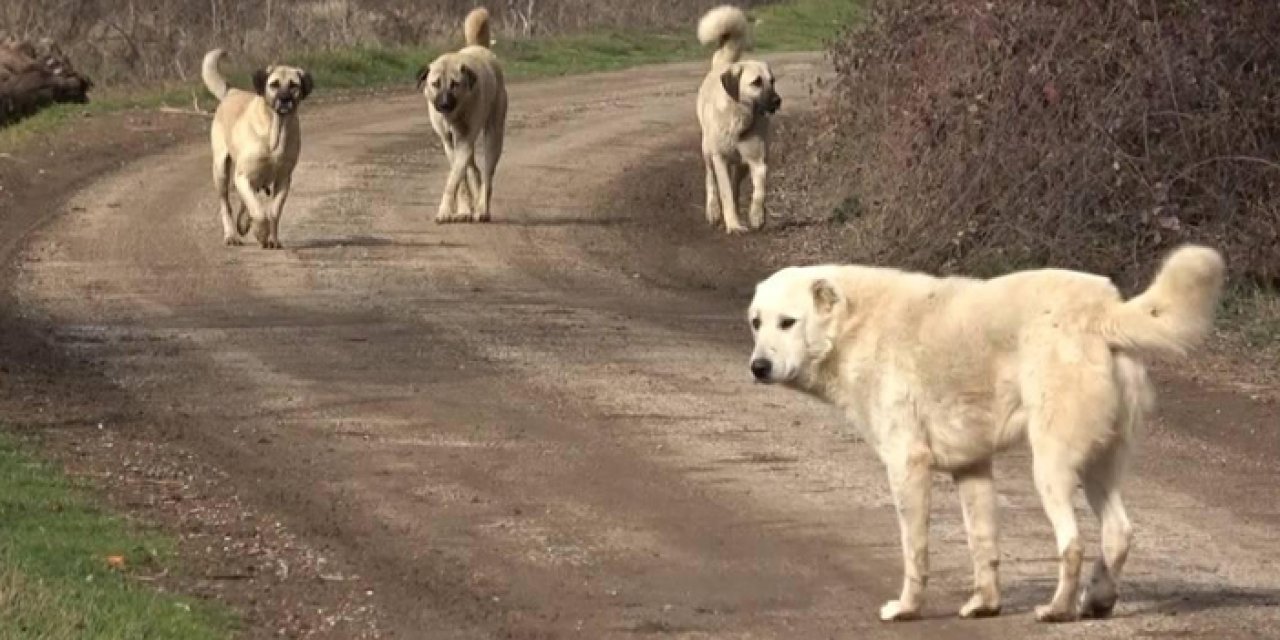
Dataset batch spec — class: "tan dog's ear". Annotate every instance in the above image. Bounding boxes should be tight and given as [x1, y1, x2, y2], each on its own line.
[811, 279, 841, 314]
[415, 66, 430, 91]
[720, 65, 741, 101]
[460, 64, 477, 89]
[299, 70, 314, 100]
[252, 67, 270, 95]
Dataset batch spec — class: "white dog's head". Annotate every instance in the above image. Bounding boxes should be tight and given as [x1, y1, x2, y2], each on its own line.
[721, 60, 781, 115]
[748, 267, 845, 386]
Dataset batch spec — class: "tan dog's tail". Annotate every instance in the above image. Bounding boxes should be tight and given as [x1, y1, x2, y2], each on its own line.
[1100, 245, 1225, 357]
[464, 7, 493, 48]
[202, 49, 229, 101]
[698, 5, 750, 68]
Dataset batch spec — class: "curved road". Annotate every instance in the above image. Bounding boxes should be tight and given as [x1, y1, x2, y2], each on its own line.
[7, 55, 1280, 638]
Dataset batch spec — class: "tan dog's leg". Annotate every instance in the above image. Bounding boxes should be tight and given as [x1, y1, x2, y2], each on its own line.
[440, 130, 477, 216]
[955, 461, 1002, 618]
[232, 173, 270, 248]
[1080, 443, 1132, 619]
[264, 179, 290, 250]
[710, 154, 747, 234]
[213, 157, 240, 245]
[436, 137, 475, 223]
[880, 439, 932, 621]
[1030, 447, 1084, 622]
[703, 153, 722, 227]
[475, 125, 503, 222]
[746, 156, 767, 231]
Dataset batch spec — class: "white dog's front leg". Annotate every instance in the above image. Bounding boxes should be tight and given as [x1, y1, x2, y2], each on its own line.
[437, 138, 474, 223]
[955, 461, 1002, 618]
[880, 440, 933, 622]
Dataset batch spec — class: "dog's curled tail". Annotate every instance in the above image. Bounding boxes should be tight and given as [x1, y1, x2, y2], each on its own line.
[1101, 245, 1225, 357]
[202, 49, 229, 101]
[464, 7, 493, 48]
[698, 5, 750, 68]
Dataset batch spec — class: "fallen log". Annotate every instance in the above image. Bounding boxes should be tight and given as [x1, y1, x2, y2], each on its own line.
[0, 37, 93, 126]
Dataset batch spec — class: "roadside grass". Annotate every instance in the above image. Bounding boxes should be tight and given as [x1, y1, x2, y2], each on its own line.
[0, 0, 858, 150]
[0, 434, 233, 640]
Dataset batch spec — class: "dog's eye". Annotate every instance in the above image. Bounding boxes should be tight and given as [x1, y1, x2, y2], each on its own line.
[779, 317, 796, 330]
[750, 77, 763, 87]
[431, 79, 441, 88]
[269, 80, 280, 89]
[751, 317, 761, 331]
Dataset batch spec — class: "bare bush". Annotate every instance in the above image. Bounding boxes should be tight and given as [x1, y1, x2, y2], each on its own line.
[1, 0, 754, 87]
[809, 0, 1280, 287]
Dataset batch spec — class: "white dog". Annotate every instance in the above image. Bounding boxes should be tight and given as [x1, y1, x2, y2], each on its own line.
[696, 6, 781, 233]
[417, 7, 508, 223]
[747, 246, 1225, 622]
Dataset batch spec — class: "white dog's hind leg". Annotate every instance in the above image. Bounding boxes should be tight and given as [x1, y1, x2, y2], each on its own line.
[703, 154, 722, 227]
[710, 154, 746, 234]
[1080, 443, 1132, 619]
[880, 440, 932, 622]
[1030, 449, 1084, 622]
[955, 461, 1002, 618]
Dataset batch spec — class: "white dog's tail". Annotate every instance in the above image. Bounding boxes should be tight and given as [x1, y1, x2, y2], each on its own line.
[698, 5, 750, 68]
[1100, 245, 1225, 357]
[464, 7, 493, 48]
[202, 49, 229, 101]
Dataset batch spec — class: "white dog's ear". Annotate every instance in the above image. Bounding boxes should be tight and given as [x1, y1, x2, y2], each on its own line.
[811, 279, 841, 314]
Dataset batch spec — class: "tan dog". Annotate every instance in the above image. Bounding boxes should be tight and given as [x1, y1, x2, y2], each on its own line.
[696, 6, 781, 233]
[202, 49, 312, 248]
[748, 246, 1225, 622]
[417, 8, 508, 224]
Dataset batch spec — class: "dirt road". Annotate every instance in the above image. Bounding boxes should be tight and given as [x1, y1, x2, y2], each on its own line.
[4, 54, 1280, 638]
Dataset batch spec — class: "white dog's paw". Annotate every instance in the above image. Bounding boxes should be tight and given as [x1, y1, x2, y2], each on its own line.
[879, 600, 921, 622]
[435, 211, 464, 224]
[471, 211, 491, 223]
[223, 235, 242, 246]
[724, 223, 750, 235]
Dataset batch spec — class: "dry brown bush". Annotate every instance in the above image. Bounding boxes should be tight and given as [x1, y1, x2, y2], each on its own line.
[806, 0, 1280, 287]
[0, 0, 750, 87]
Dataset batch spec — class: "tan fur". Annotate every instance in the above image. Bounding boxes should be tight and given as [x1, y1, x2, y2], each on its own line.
[203, 49, 312, 249]
[747, 245, 1225, 623]
[418, 7, 508, 223]
[696, 5, 780, 233]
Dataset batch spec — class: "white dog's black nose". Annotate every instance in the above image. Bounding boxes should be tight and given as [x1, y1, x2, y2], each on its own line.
[750, 358, 772, 381]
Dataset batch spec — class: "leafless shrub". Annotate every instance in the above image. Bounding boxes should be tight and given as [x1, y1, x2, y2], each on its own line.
[809, 0, 1280, 287]
[0, 0, 755, 87]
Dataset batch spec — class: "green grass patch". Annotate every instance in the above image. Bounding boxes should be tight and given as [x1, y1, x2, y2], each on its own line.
[0, 435, 233, 640]
[0, 0, 859, 150]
